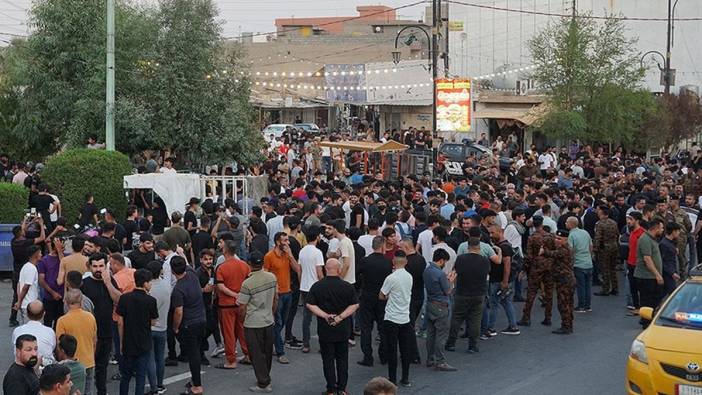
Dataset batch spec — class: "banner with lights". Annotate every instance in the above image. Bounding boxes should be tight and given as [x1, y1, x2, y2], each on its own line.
[325, 64, 367, 102]
[436, 79, 471, 132]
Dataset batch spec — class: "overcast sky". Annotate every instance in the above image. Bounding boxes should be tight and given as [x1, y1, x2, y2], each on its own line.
[0, 0, 425, 41]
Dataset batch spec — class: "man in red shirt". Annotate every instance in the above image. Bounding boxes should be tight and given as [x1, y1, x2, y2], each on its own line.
[216, 240, 251, 369]
[626, 212, 645, 314]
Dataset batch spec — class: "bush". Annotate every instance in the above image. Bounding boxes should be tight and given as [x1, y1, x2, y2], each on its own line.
[42, 149, 133, 224]
[0, 183, 29, 223]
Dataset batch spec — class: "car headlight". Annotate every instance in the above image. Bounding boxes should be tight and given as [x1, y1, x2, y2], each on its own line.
[629, 339, 648, 364]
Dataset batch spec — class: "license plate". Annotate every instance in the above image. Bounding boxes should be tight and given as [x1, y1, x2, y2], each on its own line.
[679, 384, 702, 395]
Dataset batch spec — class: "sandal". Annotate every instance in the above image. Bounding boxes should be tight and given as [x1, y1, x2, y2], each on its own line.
[302, 347, 310, 353]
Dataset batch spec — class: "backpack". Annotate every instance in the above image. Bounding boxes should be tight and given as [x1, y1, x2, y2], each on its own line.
[396, 222, 411, 240]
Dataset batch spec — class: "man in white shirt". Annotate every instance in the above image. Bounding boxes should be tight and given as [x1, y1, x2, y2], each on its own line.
[379, 250, 413, 387]
[155, 241, 177, 287]
[430, 227, 457, 274]
[299, 227, 325, 351]
[15, 245, 42, 323]
[416, 215, 439, 264]
[570, 159, 585, 179]
[12, 300, 56, 365]
[332, 220, 355, 286]
[159, 157, 177, 174]
[266, 210, 285, 250]
[357, 219, 380, 257]
[538, 149, 554, 174]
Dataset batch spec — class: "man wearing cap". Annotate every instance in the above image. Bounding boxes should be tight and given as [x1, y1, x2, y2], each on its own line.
[542, 229, 575, 334]
[518, 216, 555, 327]
[184, 198, 200, 237]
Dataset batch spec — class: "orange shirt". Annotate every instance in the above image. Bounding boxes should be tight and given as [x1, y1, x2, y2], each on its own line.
[112, 268, 135, 321]
[264, 250, 292, 293]
[215, 258, 251, 307]
[56, 308, 97, 368]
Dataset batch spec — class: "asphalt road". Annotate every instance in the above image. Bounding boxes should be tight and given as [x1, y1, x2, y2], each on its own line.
[0, 274, 640, 395]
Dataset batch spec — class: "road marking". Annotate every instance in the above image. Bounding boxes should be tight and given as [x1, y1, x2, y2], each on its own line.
[162, 371, 205, 385]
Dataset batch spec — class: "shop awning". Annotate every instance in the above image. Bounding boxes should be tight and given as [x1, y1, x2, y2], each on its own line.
[319, 140, 408, 152]
[475, 103, 548, 126]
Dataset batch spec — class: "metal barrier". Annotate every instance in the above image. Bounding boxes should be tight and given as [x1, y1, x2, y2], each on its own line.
[199, 175, 250, 214]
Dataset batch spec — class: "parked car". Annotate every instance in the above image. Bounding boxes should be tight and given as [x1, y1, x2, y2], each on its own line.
[438, 140, 512, 175]
[626, 264, 702, 395]
[262, 124, 293, 139]
[294, 123, 321, 134]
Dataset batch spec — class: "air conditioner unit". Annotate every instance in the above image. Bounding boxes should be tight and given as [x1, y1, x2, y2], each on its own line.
[516, 80, 528, 95]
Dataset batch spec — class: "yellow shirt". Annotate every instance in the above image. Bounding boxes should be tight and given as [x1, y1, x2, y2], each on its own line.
[59, 253, 88, 288]
[56, 308, 97, 368]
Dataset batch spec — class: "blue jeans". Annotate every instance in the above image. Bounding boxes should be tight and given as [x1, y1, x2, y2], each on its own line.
[300, 292, 314, 348]
[119, 352, 150, 395]
[274, 292, 292, 356]
[147, 330, 166, 389]
[575, 268, 592, 309]
[486, 282, 517, 329]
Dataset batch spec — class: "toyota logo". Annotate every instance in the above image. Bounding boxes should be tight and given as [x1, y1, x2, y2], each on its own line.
[688, 362, 701, 373]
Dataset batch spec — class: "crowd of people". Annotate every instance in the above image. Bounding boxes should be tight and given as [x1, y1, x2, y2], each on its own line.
[3, 129, 702, 395]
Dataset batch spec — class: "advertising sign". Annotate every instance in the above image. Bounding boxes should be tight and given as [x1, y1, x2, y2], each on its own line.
[448, 21, 464, 31]
[325, 64, 367, 103]
[436, 79, 471, 132]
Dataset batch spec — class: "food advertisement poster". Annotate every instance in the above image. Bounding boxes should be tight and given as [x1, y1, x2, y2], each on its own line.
[436, 79, 471, 132]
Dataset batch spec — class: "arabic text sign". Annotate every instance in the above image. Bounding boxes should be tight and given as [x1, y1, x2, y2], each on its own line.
[436, 79, 471, 132]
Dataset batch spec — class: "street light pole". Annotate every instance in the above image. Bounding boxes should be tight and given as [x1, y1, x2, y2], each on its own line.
[105, 0, 116, 151]
[431, 0, 439, 141]
[664, 0, 672, 95]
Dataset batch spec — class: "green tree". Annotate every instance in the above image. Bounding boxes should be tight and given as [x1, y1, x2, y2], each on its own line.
[528, 13, 654, 146]
[130, 0, 263, 169]
[42, 149, 132, 223]
[3, 0, 156, 158]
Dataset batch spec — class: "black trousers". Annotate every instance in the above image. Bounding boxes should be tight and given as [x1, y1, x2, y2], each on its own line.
[95, 337, 112, 395]
[167, 306, 177, 359]
[320, 340, 349, 392]
[627, 266, 640, 309]
[245, 325, 274, 389]
[201, 304, 221, 353]
[285, 287, 300, 341]
[637, 278, 663, 311]
[177, 321, 206, 387]
[382, 320, 412, 384]
[408, 298, 423, 361]
[360, 297, 386, 363]
[43, 299, 63, 329]
[9, 271, 19, 322]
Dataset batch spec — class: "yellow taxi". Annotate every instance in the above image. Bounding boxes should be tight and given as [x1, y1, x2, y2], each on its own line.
[627, 266, 702, 395]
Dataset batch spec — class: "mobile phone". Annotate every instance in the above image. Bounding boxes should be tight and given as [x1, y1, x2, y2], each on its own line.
[208, 278, 214, 286]
[30, 208, 36, 214]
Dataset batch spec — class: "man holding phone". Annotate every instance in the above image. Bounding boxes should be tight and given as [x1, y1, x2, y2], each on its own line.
[215, 240, 251, 369]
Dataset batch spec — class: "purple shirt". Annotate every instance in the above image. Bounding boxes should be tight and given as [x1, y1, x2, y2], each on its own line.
[37, 254, 63, 299]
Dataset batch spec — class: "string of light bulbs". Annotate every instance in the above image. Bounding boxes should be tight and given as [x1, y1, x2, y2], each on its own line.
[252, 81, 434, 91]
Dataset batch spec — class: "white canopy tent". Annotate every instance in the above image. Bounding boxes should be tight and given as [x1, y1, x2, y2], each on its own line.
[123, 173, 201, 217]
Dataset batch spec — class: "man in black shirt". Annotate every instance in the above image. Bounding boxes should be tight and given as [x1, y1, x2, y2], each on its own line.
[195, 249, 223, 359]
[357, 236, 392, 366]
[104, 210, 127, 250]
[117, 269, 158, 395]
[400, 239, 426, 364]
[80, 253, 121, 395]
[78, 193, 98, 229]
[190, 217, 215, 268]
[10, 218, 46, 327]
[306, 258, 359, 395]
[445, 238, 490, 353]
[122, 205, 140, 251]
[31, 184, 56, 229]
[184, 197, 200, 237]
[127, 233, 156, 270]
[349, 192, 366, 229]
[3, 334, 39, 395]
[171, 256, 207, 395]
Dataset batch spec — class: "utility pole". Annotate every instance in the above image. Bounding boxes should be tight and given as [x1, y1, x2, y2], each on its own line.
[432, 0, 439, 140]
[442, 0, 449, 78]
[664, 0, 672, 95]
[105, 0, 116, 151]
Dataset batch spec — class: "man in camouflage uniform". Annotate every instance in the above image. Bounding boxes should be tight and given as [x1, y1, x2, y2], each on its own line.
[594, 206, 620, 296]
[517, 216, 555, 327]
[542, 229, 575, 335]
[669, 194, 692, 278]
